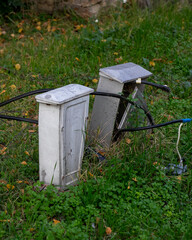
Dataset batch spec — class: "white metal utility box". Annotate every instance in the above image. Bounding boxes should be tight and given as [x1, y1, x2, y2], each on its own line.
[89, 62, 153, 147]
[35, 84, 94, 188]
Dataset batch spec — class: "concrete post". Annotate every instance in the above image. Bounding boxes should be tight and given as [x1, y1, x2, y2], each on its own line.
[89, 62, 153, 148]
[35, 84, 94, 188]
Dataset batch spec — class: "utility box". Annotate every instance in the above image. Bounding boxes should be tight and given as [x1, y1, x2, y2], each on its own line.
[89, 62, 153, 148]
[35, 84, 94, 188]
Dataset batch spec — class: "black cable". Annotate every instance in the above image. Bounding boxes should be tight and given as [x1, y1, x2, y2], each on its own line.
[138, 80, 170, 93]
[91, 91, 135, 104]
[0, 114, 38, 124]
[0, 89, 149, 115]
[118, 119, 183, 132]
[0, 89, 53, 108]
[91, 91, 154, 126]
[0, 89, 52, 124]
[0, 89, 154, 126]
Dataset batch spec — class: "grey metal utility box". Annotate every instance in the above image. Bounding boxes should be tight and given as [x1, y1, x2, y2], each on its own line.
[89, 62, 153, 148]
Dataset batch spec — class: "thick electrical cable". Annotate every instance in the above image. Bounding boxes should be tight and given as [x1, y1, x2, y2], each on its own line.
[0, 89, 53, 108]
[119, 120, 182, 132]
[118, 119, 192, 132]
[0, 89, 145, 112]
[0, 114, 38, 124]
[0, 89, 154, 125]
[91, 91, 136, 103]
[0, 88, 191, 135]
[135, 79, 170, 92]
[0, 89, 150, 116]
[91, 91, 154, 126]
[0, 89, 52, 124]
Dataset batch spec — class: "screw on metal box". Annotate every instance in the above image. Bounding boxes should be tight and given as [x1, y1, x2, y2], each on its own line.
[35, 84, 94, 188]
[89, 62, 154, 148]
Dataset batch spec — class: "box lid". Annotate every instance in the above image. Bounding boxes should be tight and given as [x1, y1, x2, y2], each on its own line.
[35, 84, 94, 105]
[100, 62, 152, 83]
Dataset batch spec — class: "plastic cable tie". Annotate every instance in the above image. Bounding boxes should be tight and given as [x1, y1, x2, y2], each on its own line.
[136, 78, 142, 84]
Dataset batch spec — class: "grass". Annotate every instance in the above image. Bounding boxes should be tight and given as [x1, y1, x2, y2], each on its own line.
[0, 1, 192, 239]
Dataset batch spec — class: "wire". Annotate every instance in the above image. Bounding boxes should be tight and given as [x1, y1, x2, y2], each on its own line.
[91, 91, 154, 126]
[0, 90, 135, 108]
[0, 114, 38, 124]
[135, 79, 170, 93]
[0, 88, 191, 137]
[0, 89, 52, 124]
[176, 123, 183, 165]
[91, 91, 138, 105]
[0, 89, 154, 125]
[0, 89, 53, 108]
[118, 119, 188, 132]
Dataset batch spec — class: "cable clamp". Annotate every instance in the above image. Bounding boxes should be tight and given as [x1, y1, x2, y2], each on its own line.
[136, 78, 142, 84]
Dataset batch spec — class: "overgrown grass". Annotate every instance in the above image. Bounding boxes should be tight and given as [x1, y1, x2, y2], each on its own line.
[0, 1, 192, 239]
